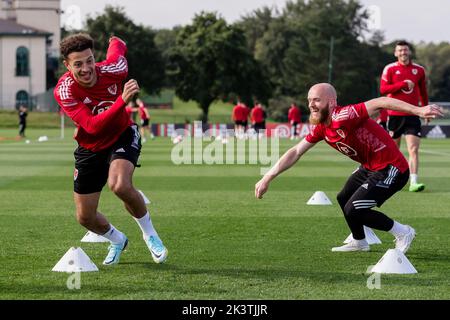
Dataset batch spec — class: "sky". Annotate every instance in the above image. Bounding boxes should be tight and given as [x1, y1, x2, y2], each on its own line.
[60, 0, 450, 44]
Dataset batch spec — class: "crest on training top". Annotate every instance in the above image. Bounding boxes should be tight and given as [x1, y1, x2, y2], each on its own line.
[412, 69, 418, 75]
[107, 84, 117, 95]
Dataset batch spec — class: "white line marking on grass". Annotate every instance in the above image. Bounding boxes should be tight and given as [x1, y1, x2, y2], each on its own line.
[421, 149, 450, 157]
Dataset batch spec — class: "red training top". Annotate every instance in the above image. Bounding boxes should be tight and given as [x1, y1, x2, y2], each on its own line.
[380, 61, 428, 116]
[54, 38, 131, 152]
[251, 105, 265, 123]
[305, 103, 408, 173]
[288, 105, 302, 123]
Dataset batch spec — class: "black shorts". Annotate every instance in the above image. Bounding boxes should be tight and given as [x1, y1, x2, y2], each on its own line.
[253, 122, 266, 132]
[73, 125, 141, 194]
[141, 119, 149, 127]
[338, 165, 409, 209]
[235, 120, 244, 126]
[387, 115, 422, 139]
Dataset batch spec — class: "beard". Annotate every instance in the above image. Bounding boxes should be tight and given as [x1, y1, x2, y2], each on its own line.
[309, 105, 330, 125]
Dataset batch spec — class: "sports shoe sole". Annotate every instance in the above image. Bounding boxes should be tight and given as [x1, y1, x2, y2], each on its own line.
[331, 246, 370, 252]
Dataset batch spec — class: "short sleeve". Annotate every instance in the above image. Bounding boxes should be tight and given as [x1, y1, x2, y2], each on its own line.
[305, 124, 324, 144]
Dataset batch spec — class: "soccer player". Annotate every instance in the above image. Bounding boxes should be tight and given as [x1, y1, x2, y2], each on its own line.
[136, 98, 154, 142]
[54, 33, 168, 265]
[255, 83, 443, 252]
[18, 105, 28, 138]
[288, 103, 302, 140]
[380, 41, 429, 192]
[251, 103, 267, 139]
[375, 109, 388, 131]
[232, 101, 244, 138]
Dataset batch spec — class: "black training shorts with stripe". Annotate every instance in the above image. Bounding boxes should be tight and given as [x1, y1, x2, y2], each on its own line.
[338, 165, 409, 211]
[73, 124, 141, 194]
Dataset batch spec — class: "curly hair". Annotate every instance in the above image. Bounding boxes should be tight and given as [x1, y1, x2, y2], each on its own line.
[60, 33, 94, 59]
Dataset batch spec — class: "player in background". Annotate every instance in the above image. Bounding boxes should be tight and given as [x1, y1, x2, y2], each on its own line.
[255, 83, 442, 253]
[251, 103, 267, 139]
[125, 100, 137, 122]
[375, 109, 388, 131]
[380, 40, 429, 192]
[18, 105, 28, 138]
[232, 100, 244, 138]
[136, 98, 154, 142]
[288, 103, 302, 140]
[54, 33, 168, 266]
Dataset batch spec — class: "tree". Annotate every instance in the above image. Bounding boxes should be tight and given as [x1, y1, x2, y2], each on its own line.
[154, 27, 181, 87]
[416, 42, 450, 101]
[168, 12, 271, 122]
[85, 6, 164, 94]
[239, 0, 388, 120]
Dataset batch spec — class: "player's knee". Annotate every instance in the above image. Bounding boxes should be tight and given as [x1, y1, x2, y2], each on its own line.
[76, 212, 94, 227]
[343, 203, 358, 218]
[109, 179, 132, 197]
[408, 145, 419, 155]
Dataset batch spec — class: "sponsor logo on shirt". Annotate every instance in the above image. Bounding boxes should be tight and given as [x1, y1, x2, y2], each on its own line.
[395, 70, 401, 75]
[336, 142, 357, 156]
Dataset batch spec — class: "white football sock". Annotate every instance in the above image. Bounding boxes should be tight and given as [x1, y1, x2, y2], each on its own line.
[134, 212, 158, 238]
[102, 225, 125, 244]
[389, 221, 409, 237]
[410, 174, 418, 185]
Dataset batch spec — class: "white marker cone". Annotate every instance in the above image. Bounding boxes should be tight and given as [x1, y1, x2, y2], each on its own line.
[307, 191, 332, 205]
[52, 247, 99, 272]
[138, 190, 151, 205]
[369, 249, 417, 274]
[344, 226, 382, 244]
[81, 231, 109, 243]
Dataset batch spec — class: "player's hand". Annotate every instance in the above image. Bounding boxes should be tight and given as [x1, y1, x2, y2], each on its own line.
[122, 79, 140, 104]
[419, 104, 444, 119]
[255, 178, 270, 199]
[404, 80, 415, 91]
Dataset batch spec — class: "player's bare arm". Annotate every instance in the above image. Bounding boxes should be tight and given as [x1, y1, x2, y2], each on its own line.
[255, 139, 315, 199]
[365, 97, 443, 120]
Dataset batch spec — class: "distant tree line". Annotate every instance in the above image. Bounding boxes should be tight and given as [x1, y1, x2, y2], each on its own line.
[59, 0, 450, 122]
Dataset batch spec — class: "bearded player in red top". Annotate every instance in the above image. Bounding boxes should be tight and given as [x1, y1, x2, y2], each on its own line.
[380, 41, 429, 192]
[255, 83, 443, 253]
[54, 34, 168, 265]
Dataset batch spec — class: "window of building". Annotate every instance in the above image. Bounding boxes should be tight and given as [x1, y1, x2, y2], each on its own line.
[16, 90, 29, 108]
[16, 46, 29, 76]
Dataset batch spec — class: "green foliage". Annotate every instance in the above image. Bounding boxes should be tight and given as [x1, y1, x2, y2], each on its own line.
[84, 6, 165, 95]
[239, 0, 390, 120]
[416, 42, 450, 101]
[168, 12, 271, 122]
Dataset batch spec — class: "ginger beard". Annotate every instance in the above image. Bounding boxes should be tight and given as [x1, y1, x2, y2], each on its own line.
[309, 103, 330, 125]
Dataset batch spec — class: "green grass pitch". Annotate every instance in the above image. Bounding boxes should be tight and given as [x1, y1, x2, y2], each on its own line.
[0, 128, 449, 299]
